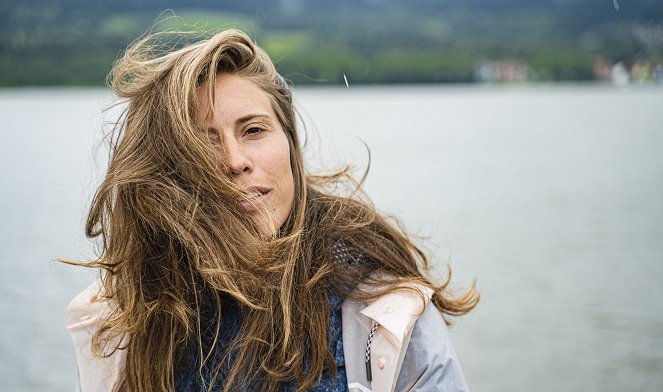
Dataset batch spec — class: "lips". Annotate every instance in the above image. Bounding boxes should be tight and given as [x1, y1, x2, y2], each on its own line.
[238, 186, 271, 212]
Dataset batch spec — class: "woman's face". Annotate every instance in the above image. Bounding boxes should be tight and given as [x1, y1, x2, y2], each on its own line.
[200, 74, 295, 232]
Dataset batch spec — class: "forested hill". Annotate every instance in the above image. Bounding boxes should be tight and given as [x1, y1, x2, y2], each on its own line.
[1, 0, 662, 86]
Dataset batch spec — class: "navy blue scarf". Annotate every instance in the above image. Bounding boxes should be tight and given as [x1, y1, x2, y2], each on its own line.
[174, 288, 348, 392]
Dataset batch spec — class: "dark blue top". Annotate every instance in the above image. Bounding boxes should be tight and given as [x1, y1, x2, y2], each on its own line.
[174, 289, 348, 392]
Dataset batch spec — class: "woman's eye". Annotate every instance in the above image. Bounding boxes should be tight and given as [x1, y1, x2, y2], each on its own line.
[245, 127, 263, 136]
[207, 130, 221, 144]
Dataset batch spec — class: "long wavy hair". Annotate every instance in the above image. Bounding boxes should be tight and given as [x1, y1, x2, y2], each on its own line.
[75, 29, 478, 392]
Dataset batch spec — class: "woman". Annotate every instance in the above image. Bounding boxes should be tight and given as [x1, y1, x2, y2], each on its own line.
[66, 29, 479, 392]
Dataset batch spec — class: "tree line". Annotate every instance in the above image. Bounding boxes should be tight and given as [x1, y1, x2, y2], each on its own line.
[1, 0, 661, 86]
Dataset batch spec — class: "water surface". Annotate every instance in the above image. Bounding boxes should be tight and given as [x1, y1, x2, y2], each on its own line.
[1, 84, 661, 391]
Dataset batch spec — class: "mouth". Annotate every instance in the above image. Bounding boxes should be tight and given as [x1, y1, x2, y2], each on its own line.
[238, 186, 271, 212]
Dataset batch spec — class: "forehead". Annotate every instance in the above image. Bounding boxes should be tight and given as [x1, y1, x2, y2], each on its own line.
[197, 74, 274, 122]
[216, 74, 268, 101]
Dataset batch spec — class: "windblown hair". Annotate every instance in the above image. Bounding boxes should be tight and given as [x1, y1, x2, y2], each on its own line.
[76, 29, 478, 392]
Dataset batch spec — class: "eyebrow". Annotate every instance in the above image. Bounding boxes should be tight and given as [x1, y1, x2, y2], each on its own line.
[235, 113, 272, 126]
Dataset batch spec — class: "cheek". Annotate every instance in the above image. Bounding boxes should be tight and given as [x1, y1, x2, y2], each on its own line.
[278, 138, 294, 191]
[279, 143, 295, 215]
[265, 134, 294, 191]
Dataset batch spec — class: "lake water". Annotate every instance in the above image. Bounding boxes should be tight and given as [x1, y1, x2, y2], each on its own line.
[1, 84, 662, 391]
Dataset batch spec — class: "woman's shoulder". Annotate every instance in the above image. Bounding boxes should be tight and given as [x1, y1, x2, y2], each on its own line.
[395, 302, 469, 391]
[66, 280, 126, 392]
[66, 279, 110, 332]
[342, 286, 469, 392]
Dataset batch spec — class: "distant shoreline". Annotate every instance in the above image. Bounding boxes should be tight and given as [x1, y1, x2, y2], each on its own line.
[2, 80, 663, 91]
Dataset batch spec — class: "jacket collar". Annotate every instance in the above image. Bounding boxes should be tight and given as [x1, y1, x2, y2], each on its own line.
[359, 284, 433, 349]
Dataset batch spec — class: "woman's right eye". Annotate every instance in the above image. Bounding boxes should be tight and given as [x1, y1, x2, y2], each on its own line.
[207, 130, 221, 145]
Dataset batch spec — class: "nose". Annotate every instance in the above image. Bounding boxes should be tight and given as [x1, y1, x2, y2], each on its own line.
[224, 138, 252, 176]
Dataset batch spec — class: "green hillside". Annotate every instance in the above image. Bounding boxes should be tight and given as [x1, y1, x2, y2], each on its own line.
[1, 0, 661, 86]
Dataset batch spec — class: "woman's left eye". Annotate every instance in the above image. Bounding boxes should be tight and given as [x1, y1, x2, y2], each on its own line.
[245, 127, 263, 136]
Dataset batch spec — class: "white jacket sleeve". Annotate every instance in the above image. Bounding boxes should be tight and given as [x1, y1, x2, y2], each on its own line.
[66, 280, 125, 392]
